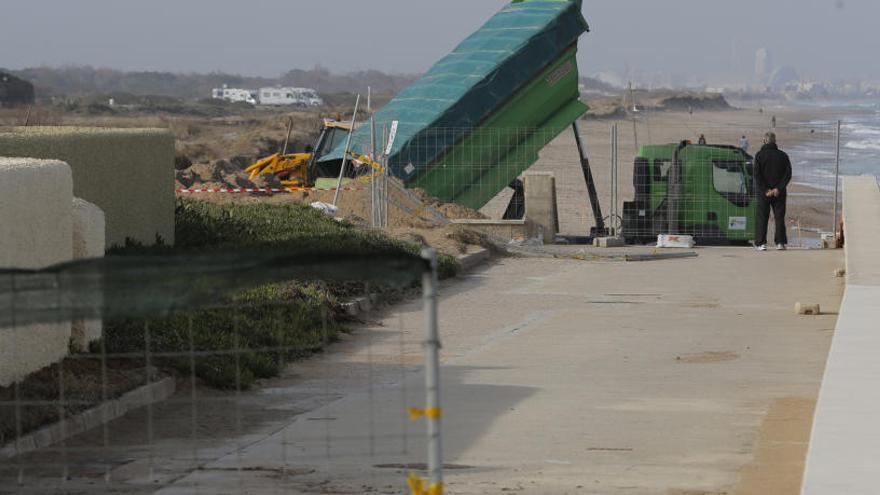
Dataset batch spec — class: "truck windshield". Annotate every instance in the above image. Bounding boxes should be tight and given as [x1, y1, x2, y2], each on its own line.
[653, 160, 672, 181]
[712, 160, 751, 207]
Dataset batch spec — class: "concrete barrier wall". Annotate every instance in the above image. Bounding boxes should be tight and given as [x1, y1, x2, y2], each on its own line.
[450, 218, 537, 241]
[524, 172, 559, 244]
[71, 198, 105, 351]
[0, 158, 74, 387]
[801, 176, 880, 495]
[0, 126, 175, 248]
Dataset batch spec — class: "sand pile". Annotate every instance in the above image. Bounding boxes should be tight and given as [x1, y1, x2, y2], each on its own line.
[409, 188, 487, 220]
[175, 161, 489, 227]
[173, 160, 507, 256]
[175, 159, 283, 190]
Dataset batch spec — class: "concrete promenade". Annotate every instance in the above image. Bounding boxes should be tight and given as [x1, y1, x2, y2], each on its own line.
[156, 246, 842, 494]
[801, 176, 880, 495]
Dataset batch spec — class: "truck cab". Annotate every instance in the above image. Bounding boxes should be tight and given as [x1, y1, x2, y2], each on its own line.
[623, 141, 755, 245]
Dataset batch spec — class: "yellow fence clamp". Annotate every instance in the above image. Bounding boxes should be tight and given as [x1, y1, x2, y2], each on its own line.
[407, 472, 444, 495]
[407, 406, 444, 494]
[408, 407, 442, 421]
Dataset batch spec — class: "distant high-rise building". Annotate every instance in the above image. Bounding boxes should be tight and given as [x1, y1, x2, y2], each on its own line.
[755, 48, 772, 83]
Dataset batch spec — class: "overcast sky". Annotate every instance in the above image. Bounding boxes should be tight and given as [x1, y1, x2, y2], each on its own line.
[2, 0, 877, 82]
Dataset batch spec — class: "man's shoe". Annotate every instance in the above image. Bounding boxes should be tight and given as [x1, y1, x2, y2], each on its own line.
[755, 244, 767, 251]
[776, 244, 786, 251]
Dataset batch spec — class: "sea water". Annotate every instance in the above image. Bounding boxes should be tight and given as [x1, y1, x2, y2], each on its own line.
[790, 102, 880, 191]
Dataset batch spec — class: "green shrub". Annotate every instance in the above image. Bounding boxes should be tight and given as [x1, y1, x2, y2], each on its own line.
[100, 198, 456, 389]
[102, 282, 342, 389]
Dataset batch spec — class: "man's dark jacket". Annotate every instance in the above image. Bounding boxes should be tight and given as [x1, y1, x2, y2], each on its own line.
[754, 142, 792, 191]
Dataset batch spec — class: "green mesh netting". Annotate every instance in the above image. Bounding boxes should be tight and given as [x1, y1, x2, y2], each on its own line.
[0, 250, 427, 327]
[318, 0, 589, 185]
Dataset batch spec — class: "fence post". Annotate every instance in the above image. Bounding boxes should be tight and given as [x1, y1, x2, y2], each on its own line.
[610, 125, 615, 235]
[333, 94, 360, 206]
[611, 124, 621, 236]
[383, 124, 389, 229]
[420, 248, 443, 492]
[833, 120, 841, 236]
[370, 117, 376, 228]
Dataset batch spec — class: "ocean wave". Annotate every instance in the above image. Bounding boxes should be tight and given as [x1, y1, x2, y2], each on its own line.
[843, 123, 880, 136]
[845, 140, 880, 151]
[796, 149, 836, 157]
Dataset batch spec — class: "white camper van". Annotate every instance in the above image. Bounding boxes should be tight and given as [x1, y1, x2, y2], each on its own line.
[258, 87, 323, 107]
[211, 85, 257, 105]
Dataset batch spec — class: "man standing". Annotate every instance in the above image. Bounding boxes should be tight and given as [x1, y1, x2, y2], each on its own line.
[754, 132, 792, 251]
[739, 135, 749, 153]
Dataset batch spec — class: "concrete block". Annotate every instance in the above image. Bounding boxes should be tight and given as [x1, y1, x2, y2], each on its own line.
[0, 126, 175, 248]
[841, 176, 880, 286]
[593, 236, 625, 248]
[72, 197, 105, 258]
[821, 233, 837, 249]
[795, 302, 821, 315]
[71, 198, 105, 351]
[524, 172, 559, 244]
[0, 157, 74, 387]
[450, 219, 535, 242]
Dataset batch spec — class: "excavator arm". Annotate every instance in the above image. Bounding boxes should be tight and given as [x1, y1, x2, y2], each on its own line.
[246, 149, 384, 188]
[244, 152, 311, 183]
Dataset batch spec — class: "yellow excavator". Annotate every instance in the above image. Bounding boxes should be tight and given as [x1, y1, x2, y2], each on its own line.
[245, 119, 382, 187]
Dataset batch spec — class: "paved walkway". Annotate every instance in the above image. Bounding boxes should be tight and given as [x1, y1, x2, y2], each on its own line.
[159, 246, 843, 495]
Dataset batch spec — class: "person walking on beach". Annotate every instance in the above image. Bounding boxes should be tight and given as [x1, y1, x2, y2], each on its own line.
[739, 135, 749, 153]
[698, 134, 707, 145]
[754, 132, 792, 251]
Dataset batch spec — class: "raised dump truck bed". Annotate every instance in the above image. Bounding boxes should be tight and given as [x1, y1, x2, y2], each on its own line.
[319, 0, 589, 209]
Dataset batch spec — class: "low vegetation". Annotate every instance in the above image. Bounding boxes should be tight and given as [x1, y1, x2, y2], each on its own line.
[101, 198, 456, 390]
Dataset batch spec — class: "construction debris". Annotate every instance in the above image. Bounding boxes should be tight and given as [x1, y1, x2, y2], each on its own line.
[594, 236, 625, 248]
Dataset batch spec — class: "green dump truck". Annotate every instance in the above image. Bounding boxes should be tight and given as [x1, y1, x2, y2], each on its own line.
[622, 141, 756, 245]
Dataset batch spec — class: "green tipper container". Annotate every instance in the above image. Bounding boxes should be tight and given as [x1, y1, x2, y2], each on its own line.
[319, 0, 590, 209]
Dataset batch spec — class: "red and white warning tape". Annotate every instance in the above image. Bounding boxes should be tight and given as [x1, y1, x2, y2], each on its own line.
[176, 187, 365, 193]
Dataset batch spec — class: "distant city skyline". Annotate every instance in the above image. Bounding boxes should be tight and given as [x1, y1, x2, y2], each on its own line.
[755, 49, 772, 83]
[2, 0, 878, 83]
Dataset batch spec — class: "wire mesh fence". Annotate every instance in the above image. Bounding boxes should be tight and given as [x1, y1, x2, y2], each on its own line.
[0, 249, 444, 494]
[603, 118, 842, 246]
[346, 125, 595, 234]
[508, 116, 844, 245]
[355, 119, 843, 247]
[173, 115, 851, 248]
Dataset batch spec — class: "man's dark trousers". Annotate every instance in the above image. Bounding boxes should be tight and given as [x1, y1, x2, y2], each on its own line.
[755, 190, 787, 246]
